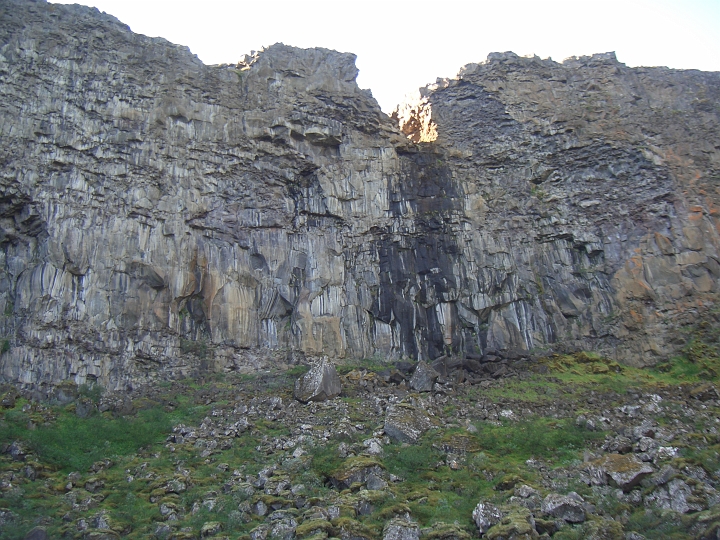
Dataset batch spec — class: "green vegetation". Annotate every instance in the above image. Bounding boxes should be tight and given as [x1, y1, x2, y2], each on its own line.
[1, 314, 720, 539]
[179, 337, 209, 359]
[0, 401, 207, 474]
[530, 185, 547, 200]
[472, 418, 603, 464]
[78, 383, 105, 404]
[335, 355, 392, 375]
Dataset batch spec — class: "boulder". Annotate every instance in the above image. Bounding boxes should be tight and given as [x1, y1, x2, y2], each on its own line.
[421, 522, 473, 540]
[588, 454, 654, 492]
[329, 457, 386, 490]
[23, 528, 48, 540]
[383, 517, 420, 540]
[472, 502, 503, 534]
[485, 507, 539, 540]
[384, 403, 433, 443]
[268, 510, 297, 540]
[200, 522, 222, 538]
[541, 492, 586, 523]
[409, 361, 439, 392]
[1, 389, 18, 408]
[580, 518, 625, 540]
[293, 358, 342, 403]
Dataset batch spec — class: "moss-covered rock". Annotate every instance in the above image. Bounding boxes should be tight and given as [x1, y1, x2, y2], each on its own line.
[587, 454, 654, 492]
[330, 457, 386, 491]
[580, 517, 625, 540]
[330, 517, 375, 540]
[295, 519, 334, 539]
[485, 507, 539, 540]
[384, 403, 433, 444]
[421, 522, 473, 540]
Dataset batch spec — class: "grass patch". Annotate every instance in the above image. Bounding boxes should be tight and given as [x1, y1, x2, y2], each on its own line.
[0, 399, 208, 473]
[625, 508, 692, 539]
[1, 407, 172, 472]
[472, 417, 604, 465]
[379, 432, 499, 532]
[384, 442, 442, 480]
[336, 355, 393, 375]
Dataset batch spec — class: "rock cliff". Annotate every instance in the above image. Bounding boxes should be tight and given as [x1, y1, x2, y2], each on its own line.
[1, 0, 719, 390]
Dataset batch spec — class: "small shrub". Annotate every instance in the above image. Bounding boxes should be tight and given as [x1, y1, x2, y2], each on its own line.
[385, 442, 442, 479]
[308, 443, 344, 479]
[78, 383, 105, 404]
[180, 338, 209, 359]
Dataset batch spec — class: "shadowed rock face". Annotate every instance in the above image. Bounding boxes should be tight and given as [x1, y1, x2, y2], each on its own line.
[0, 1, 719, 390]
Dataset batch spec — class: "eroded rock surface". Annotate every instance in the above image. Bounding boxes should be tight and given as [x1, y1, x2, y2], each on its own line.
[383, 403, 433, 444]
[586, 453, 654, 492]
[293, 358, 342, 403]
[0, 0, 719, 389]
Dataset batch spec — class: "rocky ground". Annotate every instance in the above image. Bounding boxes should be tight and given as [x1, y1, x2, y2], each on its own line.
[2, 339, 720, 540]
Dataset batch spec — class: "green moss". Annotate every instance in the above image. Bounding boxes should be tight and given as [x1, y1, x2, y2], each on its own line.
[330, 517, 376, 539]
[422, 522, 473, 540]
[295, 519, 333, 537]
[625, 507, 691, 539]
[485, 507, 536, 540]
[180, 337, 209, 359]
[333, 456, 384, 479]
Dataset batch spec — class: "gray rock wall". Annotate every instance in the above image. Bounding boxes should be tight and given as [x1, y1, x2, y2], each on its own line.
[0, 0, 719, 390]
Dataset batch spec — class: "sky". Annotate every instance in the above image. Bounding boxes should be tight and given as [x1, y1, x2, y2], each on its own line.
[51, 0, 720, 112]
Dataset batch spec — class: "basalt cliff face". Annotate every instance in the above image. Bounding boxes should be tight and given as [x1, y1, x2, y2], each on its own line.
[1, 0, 719, 391]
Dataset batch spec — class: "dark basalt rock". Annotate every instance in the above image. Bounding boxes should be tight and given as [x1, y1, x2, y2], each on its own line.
[0, 0, 719, 391]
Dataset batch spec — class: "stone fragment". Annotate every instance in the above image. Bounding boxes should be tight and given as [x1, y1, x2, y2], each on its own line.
[200, 521, 222, 537]
[75, 397, 96, 418]
[580, 517, 625, 540]
[602, 436, 633, 454]
[383, 517, 420, 540]
[23, 527, 48, 540]
[631, 420, 656, 440]
[330, 457, 385, 490]
[366, 473, 388, 490]
[515, 485, 539, 498]
[588, 454, 654, 492]
[384, 403, 433, 443]
[485, 506, 539, 539]
[421, 522, 473, 540]
[362, 437, 383, 455]
[409, 361, 439, 392]
[472, 501, 503, 534]
[268, 510, 297, 540]
[667, 479, 699, 513]
[253, 500, 268, 516]
[154, 524, 172, 538]
[689, 382, 719, 401]
[293, 358, 342, 403]
[295, 518, 333, 538]
[541, 493, 586, 523]
[250, 525, 269, 540]
[1, 390, 18, 408]
[5, 441, 26, 461]
[165, 479, 187, 493]
[645, 479, 705, 514]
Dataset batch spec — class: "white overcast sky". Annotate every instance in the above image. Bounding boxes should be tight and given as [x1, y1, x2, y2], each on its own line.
[51, 0, 720, 112]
